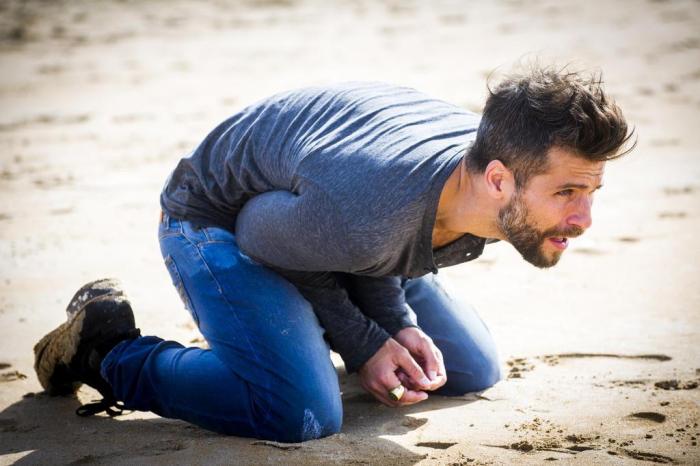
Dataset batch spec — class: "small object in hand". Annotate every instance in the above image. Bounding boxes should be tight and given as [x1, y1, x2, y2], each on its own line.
[388, 384, 405, 401]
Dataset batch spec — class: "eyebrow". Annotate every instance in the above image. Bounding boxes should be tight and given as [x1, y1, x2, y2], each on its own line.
[556, 183, 604, 191]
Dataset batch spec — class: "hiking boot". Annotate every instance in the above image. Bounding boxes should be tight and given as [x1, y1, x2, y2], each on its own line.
[34, 278, 140, 416]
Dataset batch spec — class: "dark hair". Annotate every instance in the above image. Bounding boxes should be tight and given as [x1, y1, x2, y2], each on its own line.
[466, 64, 636, 188]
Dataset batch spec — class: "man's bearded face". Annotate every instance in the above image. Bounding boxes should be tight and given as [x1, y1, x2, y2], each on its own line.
[497, 190, 584, 268]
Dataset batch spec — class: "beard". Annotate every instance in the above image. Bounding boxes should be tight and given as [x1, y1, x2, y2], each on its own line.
[497, 192, 583, 268]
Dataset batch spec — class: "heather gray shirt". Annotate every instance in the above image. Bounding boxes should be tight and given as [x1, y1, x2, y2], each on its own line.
[161, 82, 486, 371]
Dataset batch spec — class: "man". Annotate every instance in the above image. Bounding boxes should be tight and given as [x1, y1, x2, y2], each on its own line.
[34, 66, 633, 442]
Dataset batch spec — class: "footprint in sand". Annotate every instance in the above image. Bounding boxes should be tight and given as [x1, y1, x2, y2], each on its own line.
[606, 378, 699, 392]
[507, 353, 672, 379]
[505, 357, 535, 379]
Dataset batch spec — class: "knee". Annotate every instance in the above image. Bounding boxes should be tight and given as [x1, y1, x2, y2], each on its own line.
[214, 383, 342, 442]
[443, 360, 501, 395]
[264, 385, 343, 443]
[440, 344, 501, 396]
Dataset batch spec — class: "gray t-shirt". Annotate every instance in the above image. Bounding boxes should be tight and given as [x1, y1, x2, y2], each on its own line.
[161, 82, 485, 371]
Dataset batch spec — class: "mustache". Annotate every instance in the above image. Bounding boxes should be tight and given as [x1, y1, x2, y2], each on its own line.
[542, 225, 585, 239]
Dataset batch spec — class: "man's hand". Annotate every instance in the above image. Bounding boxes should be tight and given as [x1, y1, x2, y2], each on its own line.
[358, 338, 435, 406]
[394, 327, 447, 391]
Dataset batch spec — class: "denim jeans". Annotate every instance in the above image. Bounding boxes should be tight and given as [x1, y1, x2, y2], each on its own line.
[100, 214, 500, 442]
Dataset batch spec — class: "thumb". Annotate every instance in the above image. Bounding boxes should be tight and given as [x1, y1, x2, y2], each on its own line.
[396, 349, 431, 388]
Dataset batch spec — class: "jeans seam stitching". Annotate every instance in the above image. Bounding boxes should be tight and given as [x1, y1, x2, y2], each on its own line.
[165, 254, 198, 325]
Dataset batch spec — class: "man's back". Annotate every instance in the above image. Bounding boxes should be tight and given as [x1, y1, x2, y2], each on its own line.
[160, 82, 480, 277]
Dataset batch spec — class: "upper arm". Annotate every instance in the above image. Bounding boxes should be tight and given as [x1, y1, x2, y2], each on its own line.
[234, 186, 353, 272]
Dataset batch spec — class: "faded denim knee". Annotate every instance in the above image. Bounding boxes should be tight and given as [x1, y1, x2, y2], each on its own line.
[253, 383, 343, 442]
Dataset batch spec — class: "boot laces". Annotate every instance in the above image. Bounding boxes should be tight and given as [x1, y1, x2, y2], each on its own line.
[76, 397, 129, 417]
[74, 328, 141, 418]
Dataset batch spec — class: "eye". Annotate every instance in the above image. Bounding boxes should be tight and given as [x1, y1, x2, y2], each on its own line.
[555, 189, 574, 197]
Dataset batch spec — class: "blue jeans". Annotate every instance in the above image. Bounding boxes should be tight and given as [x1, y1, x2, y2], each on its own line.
[100, 215, 500, 442]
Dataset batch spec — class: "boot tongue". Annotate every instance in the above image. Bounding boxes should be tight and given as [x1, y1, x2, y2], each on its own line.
[65, 279, 125, 320]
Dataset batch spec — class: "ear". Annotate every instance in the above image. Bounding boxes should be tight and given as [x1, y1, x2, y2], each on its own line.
[483, 160, 515, 201]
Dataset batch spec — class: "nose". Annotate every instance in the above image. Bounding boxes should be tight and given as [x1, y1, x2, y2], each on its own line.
[566, 197, 593, 230]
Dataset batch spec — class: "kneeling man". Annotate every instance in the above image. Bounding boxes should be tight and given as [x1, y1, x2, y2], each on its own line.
[34, 65, 633, 442]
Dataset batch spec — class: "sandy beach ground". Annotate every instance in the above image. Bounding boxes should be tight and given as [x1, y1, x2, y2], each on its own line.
[1, 0, 699, 464]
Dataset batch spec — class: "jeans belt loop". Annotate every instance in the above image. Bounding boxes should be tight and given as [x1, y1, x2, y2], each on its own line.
[160, 210, 170, 227]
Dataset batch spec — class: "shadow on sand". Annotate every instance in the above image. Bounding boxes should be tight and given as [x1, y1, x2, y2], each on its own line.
[0, 374, 478, 465]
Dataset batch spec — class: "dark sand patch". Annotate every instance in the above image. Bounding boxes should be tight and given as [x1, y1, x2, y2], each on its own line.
[401, 417, 428, 429]
[658, 211, 687, 219]
[0, 114, 90, 132]
[617, 236, 640, 243]
[0, 370, 27, 382]
[622, 449, 675, 463]
[49, 207, 74, 216]
[509, 441, 534, 452]
[655, 380, 699, 390]
[566, 445, 597, 452]
[572, 247, 606, 255]
[663, 185, 696, 196]
[416, 441, 457, 449]
[649, 138, 681, 147]
[540, 353, 672, 365]
[629, 412, 667, 423]
[565, 434, 594, 443]
[609, 379, 648, 388]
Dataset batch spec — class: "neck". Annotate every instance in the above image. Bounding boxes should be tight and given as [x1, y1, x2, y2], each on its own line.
[433, 158, 504, 247]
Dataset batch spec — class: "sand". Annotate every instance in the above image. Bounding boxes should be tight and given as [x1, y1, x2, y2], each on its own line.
[1, 0, 699, 464]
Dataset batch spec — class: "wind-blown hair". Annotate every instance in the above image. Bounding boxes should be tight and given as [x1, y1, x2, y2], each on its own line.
[466, 64, 636, 188]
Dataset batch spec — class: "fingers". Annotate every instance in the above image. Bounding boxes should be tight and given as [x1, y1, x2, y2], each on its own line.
[426, 345, 447, 390]
[357, 337, 434, 407]
[396, 370, 420, 390]
[377, 385, 428, 407]
[395, 346, 433, 390]
[405, 339, 446, 391]
[378, 367, 428, 407]
[435, 345, 445, 374]
[397, 388, 428, 405]
[421, 342, 441, 382]
[361, 368, 427, 407]
[394, 327, 448, 390]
